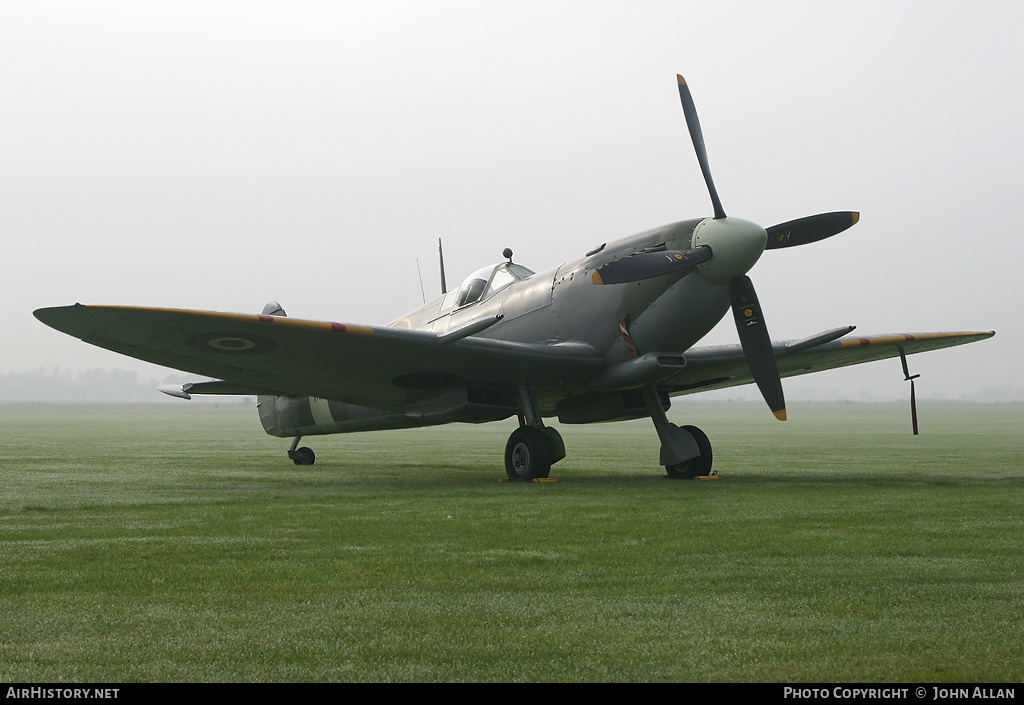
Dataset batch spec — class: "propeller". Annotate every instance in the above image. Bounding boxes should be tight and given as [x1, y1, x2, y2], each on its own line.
[593, 75, 861, 421]
[729, 275, 786, 420]
[592, 247, 712, 285]
[677, 75, 726, 220]
[765, 211, 860, 250]
[676, 74, 786, 419]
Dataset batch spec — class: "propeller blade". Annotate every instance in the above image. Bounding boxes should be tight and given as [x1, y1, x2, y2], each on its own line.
[765, 211, 860, 250]
[592, 247, 712, 285]
[677, 75, 726, 220]
[729, 275, 786, 420]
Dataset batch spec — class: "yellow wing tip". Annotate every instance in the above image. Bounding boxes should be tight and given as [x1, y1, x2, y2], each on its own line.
[774, 409, 788, 421]
[840, 331, 996, 348]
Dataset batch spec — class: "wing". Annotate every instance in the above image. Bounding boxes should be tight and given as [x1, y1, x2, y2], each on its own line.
[33, 305, 605, 410]
[662, 329, 995, 395]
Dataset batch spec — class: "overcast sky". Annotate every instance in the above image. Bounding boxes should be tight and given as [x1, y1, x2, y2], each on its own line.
[3, 1, 1021, 400]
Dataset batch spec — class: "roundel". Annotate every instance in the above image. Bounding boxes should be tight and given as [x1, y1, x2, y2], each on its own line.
[186, 331, 277, 354]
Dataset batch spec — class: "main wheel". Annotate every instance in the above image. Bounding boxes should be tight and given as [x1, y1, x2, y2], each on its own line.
[665, 425, 712, 479]
[505, 426, 551, 481]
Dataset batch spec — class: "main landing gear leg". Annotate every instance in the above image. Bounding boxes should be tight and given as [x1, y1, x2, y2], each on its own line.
[642, 386, 712, 479]
[287, 436, 316, 466]
[504, 384, 565, 482]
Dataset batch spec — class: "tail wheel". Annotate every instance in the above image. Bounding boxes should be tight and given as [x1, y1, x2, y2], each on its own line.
[290, 446, 316, 466]
[505, 426, 551, 481]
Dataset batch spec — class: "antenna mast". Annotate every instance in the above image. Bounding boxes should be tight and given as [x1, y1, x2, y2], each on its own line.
[415, 259, 426, 304]
[438, 238, 447, 294]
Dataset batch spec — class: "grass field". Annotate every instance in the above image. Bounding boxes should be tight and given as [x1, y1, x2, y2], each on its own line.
[1, 400, 1022, 682]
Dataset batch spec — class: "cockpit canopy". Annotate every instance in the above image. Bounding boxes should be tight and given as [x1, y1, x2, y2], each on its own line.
[455, 262, 535, 307]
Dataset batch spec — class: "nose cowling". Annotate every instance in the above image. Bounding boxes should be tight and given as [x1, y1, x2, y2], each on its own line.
[692, 217, 768, 285]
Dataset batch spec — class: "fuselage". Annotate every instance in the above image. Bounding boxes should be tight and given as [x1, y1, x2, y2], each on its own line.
[258, 216, 767, 438]
[391, 218, 734, 358]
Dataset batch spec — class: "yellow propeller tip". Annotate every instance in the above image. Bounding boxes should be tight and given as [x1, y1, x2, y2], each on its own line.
[852, 211, 860, 225]
[677, 74, 687, 85]
[774, 409, 788, 421]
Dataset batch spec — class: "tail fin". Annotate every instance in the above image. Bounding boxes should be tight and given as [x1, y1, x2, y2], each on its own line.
[257, 301, 287, 435]
[262, 301, 287, 317]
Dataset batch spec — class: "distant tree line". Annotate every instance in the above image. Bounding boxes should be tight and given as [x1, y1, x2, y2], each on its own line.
[3, 367, 1020, 404]
[1, 368, 200, 402]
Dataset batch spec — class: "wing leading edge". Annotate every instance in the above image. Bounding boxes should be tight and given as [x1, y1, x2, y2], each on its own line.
[34, 305, 994, 411]
[33, 305, 604, 410]
[662, 329, 995, 395]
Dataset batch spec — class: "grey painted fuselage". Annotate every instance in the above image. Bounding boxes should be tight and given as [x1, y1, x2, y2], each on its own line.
[258, 218, 734, 438]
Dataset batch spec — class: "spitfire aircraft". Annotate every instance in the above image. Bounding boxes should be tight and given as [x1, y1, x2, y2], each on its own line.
[35, 75, 993, 481]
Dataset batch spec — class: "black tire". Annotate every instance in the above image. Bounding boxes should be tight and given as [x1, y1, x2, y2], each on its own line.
[291, 446, 316, 466]
[665, 425, 712, 479]
[504, 426, 551, 481]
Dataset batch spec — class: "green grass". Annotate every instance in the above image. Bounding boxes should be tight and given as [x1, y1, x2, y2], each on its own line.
[1, 401, 1022, 682]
